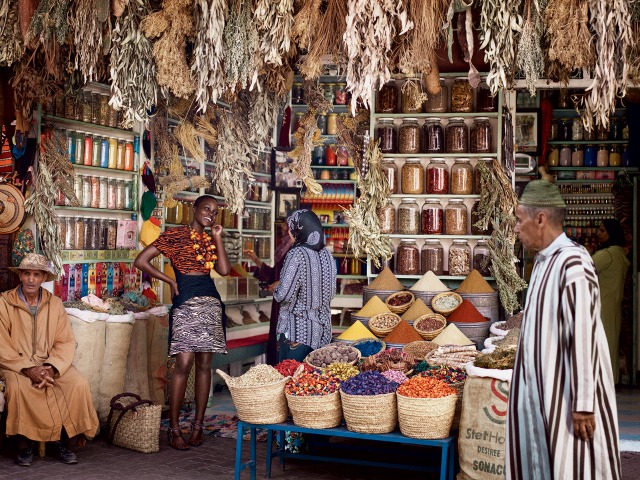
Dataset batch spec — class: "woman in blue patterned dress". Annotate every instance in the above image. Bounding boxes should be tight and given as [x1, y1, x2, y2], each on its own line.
[273, 210, 336, 361]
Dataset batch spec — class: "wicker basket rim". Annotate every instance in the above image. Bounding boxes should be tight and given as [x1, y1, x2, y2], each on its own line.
[369, 312, 402, 326]
[431, 292, 463, 313]
[339, 390, 397, 398]
[285, 389, 340, 398]
[396, 392, 457, 400]
[216, 369, 291, 390]
[413, 314, 447, 333]
[384, 290, 415, 304]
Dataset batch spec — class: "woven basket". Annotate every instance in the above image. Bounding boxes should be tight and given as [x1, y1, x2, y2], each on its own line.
[305, 344, 361, 370]
[363, 287, 402, 304]
[107, 393, 162, 453]
[216, 370, 289, 424]
[286, 391, 342, 429]
[368, 312, 402, 338]
[402, 341, 438, 361]
[352, 338, 386, 358]
[431, 292, 463, 317]
[384, 291, 415, 315]
[340, 391, 397, 434]
[450, 381, 465, 430]
[413, 314, 447, 340]
[396, 393, 457, 439]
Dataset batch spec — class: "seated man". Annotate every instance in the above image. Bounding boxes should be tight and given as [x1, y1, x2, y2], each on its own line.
[0, 254, 99, 466]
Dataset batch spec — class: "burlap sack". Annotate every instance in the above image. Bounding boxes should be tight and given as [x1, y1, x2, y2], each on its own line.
[124, 313, 150, 399]
[146, 307, 169, 408]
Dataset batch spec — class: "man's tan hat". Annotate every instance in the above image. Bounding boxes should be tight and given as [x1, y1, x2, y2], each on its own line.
[9, 253, 57, 282]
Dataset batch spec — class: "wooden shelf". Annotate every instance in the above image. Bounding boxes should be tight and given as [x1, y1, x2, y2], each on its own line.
[386, 234, 490, 240]
[71, 164, 137, 175]
[372, 112, 499, 119]
[42, 114, 135, 137]
[389, 194, 480, 199]
[57, 206, 135, 215]
[547, 166, 636, 171]
[382, 153, 498, 158]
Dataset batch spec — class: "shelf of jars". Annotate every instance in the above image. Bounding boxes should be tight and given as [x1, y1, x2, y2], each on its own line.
[322, 223, 349, 228]
[547, 140, 627, 146]
[371, 112, 500, 119]
[310, 165, 354, 170]
[369, 273, 495, 281]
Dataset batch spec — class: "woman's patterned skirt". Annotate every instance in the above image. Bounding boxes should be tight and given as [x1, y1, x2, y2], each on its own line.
[169, 296, 226, 355]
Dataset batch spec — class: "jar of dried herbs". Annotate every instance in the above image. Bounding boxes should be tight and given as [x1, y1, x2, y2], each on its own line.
[91, 93, 101, 124]
[423, 118, 444, 153]
[64, 94, 77, 119]
[473, 240, 491, 277]
[107, 219, 118, 250]
[397, 198, 420, 235]
[450, 78, 473, 113]
[445, 199, 468, 235]
[81, 92, 92, 123]
[99, 95, 110, 125]
[401, 78, 423, 114]
[378, 200, 396, 234]
[421, 199, 444, 235]
[381, 158, 399, 194]
[377, 82, 399, 113]
[376, 119, 397, 153]
[399, 118, 420, 154]
[108, 105, 119, 128]
[445, 118, 468, 153]
[397, 239, 420, 275]
[401, 158, 424, 194]
[425, 79, 448, 113]
[421, 239, 444, 275]
[451, 158, 473, 195]
[449, 239, 471, 276]
[476, 83, 496, 112]
[470, 117, 492, 153]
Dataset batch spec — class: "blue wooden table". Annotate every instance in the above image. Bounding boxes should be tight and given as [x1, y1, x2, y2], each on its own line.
[234, 420, 456, 480]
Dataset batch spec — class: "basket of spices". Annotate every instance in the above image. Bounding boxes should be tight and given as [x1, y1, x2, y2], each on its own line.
[285, 371, 342, 429]
[420, 366, 468, 429]
[368, 312, 402, 338]
[340, 371, 399, 434]
[413, 314, 447, 340]
[396, 376, 457, 439]
[216, 365, 290, 424]
[305, 344, 361, 369]
[385, 290, 415, 315]
[361, 348, 416, 375]
[431, 292, 463, 317]
[352, 338, 386, 359]
[402, 341, 438, 361]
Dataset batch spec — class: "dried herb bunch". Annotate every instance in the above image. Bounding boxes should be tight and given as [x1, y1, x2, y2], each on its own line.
[142, 0, 196, 99]
[344, 140, 393, 268]
[629, 22, 640, 84]
[224, 0, 260, 94]
[254, 0, 294, 67]
[0, 0, 25, 66]
[291, 0, 322, 52]
[71, 0, 104, 82]
[151, 112, 177, 170]
[247, 88, 280, 153]
[195, 110, 219, 149]
[517, 0, 545, 96]
[27, 0, 69, 46]
[11, 56, 59, 127]
[110, 0, 158, 128]
[192, 0, 228, 112]
[336, 109, 370, 177]
[479, 0, 523, 95]
[544, 0, 593, 84]
[343, 0, 413, 114]
[475, 159, 527, 315]
[40, 131, 79, 207]
[175, 122, 206, 164]
[581, 0, 632, 132]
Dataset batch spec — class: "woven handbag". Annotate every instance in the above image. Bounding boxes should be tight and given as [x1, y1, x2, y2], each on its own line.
[107, 393, 162, 453]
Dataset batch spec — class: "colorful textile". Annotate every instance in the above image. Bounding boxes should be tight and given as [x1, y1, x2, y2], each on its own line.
[11, 227, 35, 267]
[169, 296, 225, 355]
[152, 226, 211, 273]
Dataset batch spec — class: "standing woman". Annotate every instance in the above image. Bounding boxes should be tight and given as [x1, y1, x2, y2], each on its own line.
[134, 195, 230, 450]
[273, 209, 336, 361]
[592, 219, 630, 384]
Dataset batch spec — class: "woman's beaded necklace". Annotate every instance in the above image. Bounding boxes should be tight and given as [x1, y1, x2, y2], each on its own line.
[189, 227, 217, 270]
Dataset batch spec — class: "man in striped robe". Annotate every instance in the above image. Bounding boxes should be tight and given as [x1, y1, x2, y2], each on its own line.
[506, 180, 620, 479]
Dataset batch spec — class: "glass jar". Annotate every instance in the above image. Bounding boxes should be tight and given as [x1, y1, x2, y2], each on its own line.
[90, 175, 100, 208]
[550, 119, 559, 141]
[401, 78, 423, 113]
[571, 118, 583, 141]
[107, 178, 117, 210]
[376, 118, 397, 153]
[115, 179, 125, 210]
[445, 118, 468, 153]
[83, 134, 93, 166]
[397, 239, 420, 275]
[326, 114, 338, 135]
[622, 146, 632, 167]
[421, 239, 444, 275]
[292, 83, 304, 104]
[450, 78, 473, 112]
[622, 118, 629, 140]
[81, 175, 91, 208]
[397, 198, 420, 235]
[401, 158, 424, 194]
[609, 145, 621, 167]
[381, 159, 399, 194]
[571, 146, 584, 167]
[66, 130, 76, 163]
[64, 217, 74, 249]
[99, 177, 108, 209]
[473, 240, 491, 277]
[421, 199, 444, 235]
[107, 105, 118, 128]
[124, 180, 133, 210]
[476, 83, 496, 112]
[107, 219, 118, 250]
[423, 118, 444, 153]
[323, 84, 336, 104]
[89, 218, 100, 250]
[312, 145, 325, 165]
[64, 94, 76, 119]
[83, 217, 92, 249]
[75, 132, 84, 165]
[473, 158, 493, 194]
[74, 175, 83, 206]
[325, 145, 337, 165]
[74, 217, 85, 250]
[100, 137, 109, 168]
[425, 79, 448, 113]
[399, 118, 420, 154]
[377, 82, 398, 113]
[99, 95, 110, 126]
[378, 200, 396, 234]
[426, 158, 449, 194]
[335, 83, 347, 105]
[597, 144, 609, 167]
[91, 135, 101, 167]
[584, 145, 597, 167]
[470, 117, 492, 153]
[610, 118, 622, 140]
[91, 93, 100, 124]
[451, 158, 473, 195]
[108, 137, 117, 169]
[449, 239, 471, 276]
[597, 123, 609, 141]
[558, 88, 570, 109]
[557, 118, 571, 141]
[316, 114, 327, 135]
[55, 95, 65, 117]
[559, 145, 572, 166]
[81, 92, 92, 123]
[547, 147, 559, 166]
[445, 199, 468, 235]
[583, 123, 597, 141]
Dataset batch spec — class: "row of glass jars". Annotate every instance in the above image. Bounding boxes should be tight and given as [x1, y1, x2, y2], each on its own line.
[58, 217, 119, 251]
[376, 78, 496, 114]
[47, 91, 123, 129]
[376, 117, 492, 154]
[244, 208, 271, 231]
[384, 158, 492, 195]
[551, 117, 628, 142]
[396, 239, 491, 276]
[548, 144, 626, 167]
[63, 129, 137, 171]
[292, 83, 348, 106]
[55, 176, 134, 211]
[165, 200, 195, 225]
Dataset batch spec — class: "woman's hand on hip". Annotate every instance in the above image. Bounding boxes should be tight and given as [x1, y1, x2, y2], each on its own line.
[170, 281, 180, 298]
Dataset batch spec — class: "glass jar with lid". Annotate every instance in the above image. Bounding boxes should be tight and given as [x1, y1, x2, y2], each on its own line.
[81, 92, 92, 123]
[476, 83, 496, 112]
[450, 78, 473, 112]
[609, 145, 621, 167]
[423, 118, 444, 153]
[445, 118, 468, 153]
[609, 118, 622, 140]
[421, 199, 444, 235]
[90, 175, 100, 209]
[83, 217, 92, 249]
[99, 176, 108, 209]
[107, 219, 118, 250]
[323, 84, 335, 104]
[376, 119, 397, 153]
[398, 118, 420, 154]
[74, 132, 84, 165]
[381, 158, 399, 194]
[397, 198, 420, 235]
[91, 92, 100, 124]
[326, 114, 338, 135]
[115, 179, 125, 210]
[597, 123, 609, 141]
[64, 94, 77, 119]
[571, 117, 583, 141]
[74, 217, 85, 250]
[470, 117, 492, 153]
[584, 145, 597, 167]
[292, 83, 304, 104]
[558, 118, 571, 141]
[378, 200, 396, 234]
[451, 158, 473, 195]
[445, 199, 468, 235]
[316, 114, 327, 135]
[99, 94, 110, 125]
[64, 217, 75, 249]
[547, 147, 559, 167]
[583, 123, 597, 141]
[89, 218, 100, 250]
[74, 175, 83, 206]
[401, 158, 424, 194]
[401, 78, 423, 113]
[571, 146, 584, 167]
[107, 105, 119, 128]
[377, 82, 398, 113]
[473, 240, 491, 277]
[396, 239, 420, 275]
[596, 144, 609, 167]
[82, 175, 92, 208]
[426, 158, 449, 194]
[449, 239, 471, 276]
[334, 83, 347, 105]
[116, 139, 126, 170]
[92, 135, 101, 167]
[421, 239, 444, 275]
[124, 180, 133, 210]
[550, 119, 559, 141]
[473, 158, 493, 194]
[559, 145, 572, 166]
[107, 178, 117, 210]
[425, 78, 448, 113]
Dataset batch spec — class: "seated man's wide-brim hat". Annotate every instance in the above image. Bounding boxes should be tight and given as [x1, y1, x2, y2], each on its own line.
[9, 253, 57, 282]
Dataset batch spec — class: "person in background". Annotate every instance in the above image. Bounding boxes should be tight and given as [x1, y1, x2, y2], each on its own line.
[134, 195, 230, 451]
[507, 180, 620, 479]
[0, 253, 99, 466]
[593, 219, 630, 385]
[272, 210, 336, 362]
[243, 221, 293, 365]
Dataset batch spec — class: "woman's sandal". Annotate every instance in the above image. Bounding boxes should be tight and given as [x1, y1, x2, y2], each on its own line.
[188, 422, 204, 447]
[167, 427, 189, 451]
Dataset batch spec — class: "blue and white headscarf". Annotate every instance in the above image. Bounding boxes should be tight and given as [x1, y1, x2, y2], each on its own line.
[286, 209, 325, 252]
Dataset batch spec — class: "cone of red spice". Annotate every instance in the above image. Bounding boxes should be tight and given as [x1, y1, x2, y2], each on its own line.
[384, 320, 424, 344]
[447, 299, 487, 323]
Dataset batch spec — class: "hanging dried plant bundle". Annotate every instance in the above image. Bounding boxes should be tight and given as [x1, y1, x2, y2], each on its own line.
[336, 109, 370, 177]
[72, 0, 104, 82]
[475, 159, 527, 315]
[344, 140, 393, 268]
[265, 46, 296, 96]
[629, 22, 640, 84]
[192, 0, 227, 112]
[110, 0, 158, 128]
[517, 0, 545, 96]
[247, 88, 279, 153]
[195, 111, 219, 149]
[142, 0, 196, 99]
[398, 0, 450, 76]
[175, 122, 206, 164]
[151, 113, 176, 170]
[26, 0, 69, 46]
[40, 131, 79, 207]
[160, 160, 211, 209]
[544, 0, 593, 84]
[254, 0, 294, 66]
[224, 0, 260, 94]
[0, 0, 25, 66]
[291, 0, 321, 52]
[299, 0, 347, 80]
[479, 0, 523, 95]
[343, 0, 413, 114]
[11, 56, 59, 127]
[581, 0, 632, 132]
